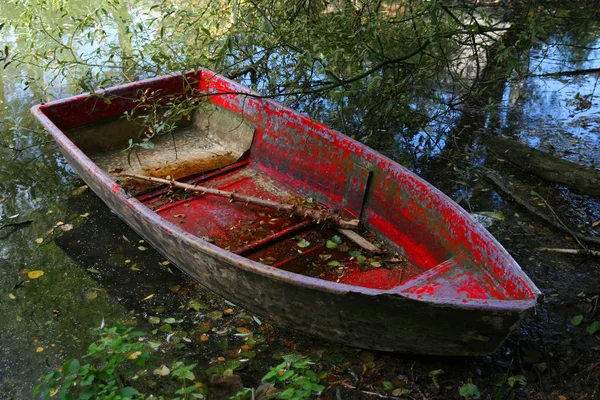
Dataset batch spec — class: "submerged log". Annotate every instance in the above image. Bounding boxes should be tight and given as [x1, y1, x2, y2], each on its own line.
[484, 135, 600, 198]
[122, 173, 360, 229]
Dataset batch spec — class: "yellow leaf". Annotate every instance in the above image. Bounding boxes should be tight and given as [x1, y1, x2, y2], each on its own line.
[49, 387, 59, 397]
[35, 238, 44, 244]
[8, 293, 16, 300]
[80, 213, 90, 218]
[55, 221, 64, 226]
[28, 270, 44, 279]
[0, 197, 5, 203]
[128, 351, 142, 360]
[36, 347, 44, 353]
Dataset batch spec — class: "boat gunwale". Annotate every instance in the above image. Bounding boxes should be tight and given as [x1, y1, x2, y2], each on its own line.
[31, 70, 540, 312]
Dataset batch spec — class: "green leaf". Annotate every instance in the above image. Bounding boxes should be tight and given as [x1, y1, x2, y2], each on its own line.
[296, 238, 310, 248]
[119, 386, 140, 398]
[587, 321, 600, 335]
[148, 316, 160, 324]
[459, 383, 480, 399]
[282, 354, 303, 363]
[507, 375, 526, 387]
[571, 315, 584, 326]
[331, 235, 342, 244]
[382, 381, 394, 390]
[325, 240, 338, 249]
[327, 261, 341, 267]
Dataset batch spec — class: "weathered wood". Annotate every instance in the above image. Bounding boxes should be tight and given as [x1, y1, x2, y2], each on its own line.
[484, 135, 600, 198]
[122, 173, 360, 229]
[539, 248, 600, 258]
[336, 228, 384, 254]
[484, 168, 600, 246]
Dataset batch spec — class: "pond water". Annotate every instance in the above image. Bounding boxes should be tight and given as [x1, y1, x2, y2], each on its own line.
[1, 2, 599, 399]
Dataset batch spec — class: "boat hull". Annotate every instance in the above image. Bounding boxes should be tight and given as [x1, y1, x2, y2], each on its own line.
[32, 70, 539, 355]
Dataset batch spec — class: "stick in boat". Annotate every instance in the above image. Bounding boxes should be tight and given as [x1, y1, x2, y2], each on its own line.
[121, 173, 360, 229]
[336, 228, 383, 254]
[539, 248, 600, 257]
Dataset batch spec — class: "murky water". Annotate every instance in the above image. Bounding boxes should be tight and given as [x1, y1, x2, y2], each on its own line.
[1, 2, 600, 399]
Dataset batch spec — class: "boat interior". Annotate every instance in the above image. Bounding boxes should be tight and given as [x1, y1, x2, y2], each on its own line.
[61, 88, 537, 302]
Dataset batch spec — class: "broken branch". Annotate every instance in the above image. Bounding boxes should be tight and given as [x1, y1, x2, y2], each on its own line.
[121, 173, 360, 229]
[484, 168, 600, 246]
[539, 248, 600, 257]
[336, 228, 383, 254]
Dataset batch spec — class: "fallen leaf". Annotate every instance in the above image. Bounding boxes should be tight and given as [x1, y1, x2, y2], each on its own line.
[139, 294, 155, 302]
[370, 261, 381, 268]
[125, 259, 131, 264]
[296, 238, 311, 248]
[153, 365, 170, 376]
[224, 308, 234, 314]
[80, 213, 90, 218]
[326, 240, 338, 249]
[59, 224, 73, 232]
[128, 351, 142, 360]
[0, 197, 5, 203]
[327, 261, 341, 267]
[148, 316, 161, 324]
[87, 291, 98, 300]
[571, 315, 584, 326]
[36, 347, 44, 353]
[34, 238, 44, 244]
[170, 285, 181, 293]
[200, 334, 209, 341]
[55, 221, 64, 226]
[28, 270, 44, 279]
[71, 185, 88, 196]
[138, 246, 148, 251]
[161, 260, 170, 266]
[587, 321, 600, 335]
[8, 293, 16, 300]
[217, 357, 225, 361]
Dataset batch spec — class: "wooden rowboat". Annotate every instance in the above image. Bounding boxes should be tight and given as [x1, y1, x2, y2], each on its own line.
[32, 70, 540, 355]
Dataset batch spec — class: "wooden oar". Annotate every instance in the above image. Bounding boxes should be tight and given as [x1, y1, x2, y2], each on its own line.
[121, 173, 360, 230]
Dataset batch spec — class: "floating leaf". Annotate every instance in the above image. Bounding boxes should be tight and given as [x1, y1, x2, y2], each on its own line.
[59, 223, 73, 231]
[8, 293, 16, 300]
[86, 291, 98, 300]
[189, 300, 208, 311]
[0, 197, 4, 203]
[571, 315, 584, 326]
[28, 270, 44, 279]
[296, 238, 311, 248]
[587, 321, 600, 335]
[148, 316, 161, 324]
[72, 185, 88, 196]
[138, 246, 148, 251]
[325, 240, 338, 249]
[459, 383, 480, 399]
[164, 317, 177, 324]
[80, 213, 89, 218]
[36, 347, 44, 353]
[34, 238, 44, 244]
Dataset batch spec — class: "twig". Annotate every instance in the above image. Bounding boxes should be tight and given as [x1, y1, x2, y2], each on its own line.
[539, 248, 600, 257]
[531, 192, 586, 249]
[338, 383, 415, 400]
[122, 173, 359, 229]
[336, 228, 383, 254]
[484, 169, 600, 246]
